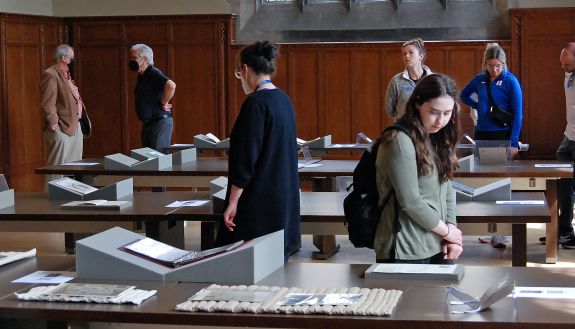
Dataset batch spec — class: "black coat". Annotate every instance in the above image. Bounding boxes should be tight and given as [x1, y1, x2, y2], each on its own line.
[214, 89, 300, 261]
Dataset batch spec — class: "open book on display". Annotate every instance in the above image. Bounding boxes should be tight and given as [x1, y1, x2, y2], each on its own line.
[120, 237, 245, 268]
[0, 248, 36, 267]
[452, 178, 511, 200]
[61, 200, 131, 210]
[46, 283, 135, 298]
[50, 177, 98, 195]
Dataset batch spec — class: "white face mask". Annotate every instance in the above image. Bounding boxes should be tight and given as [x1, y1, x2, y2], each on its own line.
[240, 75, 253, 94]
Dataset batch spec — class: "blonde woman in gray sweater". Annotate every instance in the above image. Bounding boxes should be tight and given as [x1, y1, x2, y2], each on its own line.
[385, 38, 433, 120]
[376, 74, 463, 264]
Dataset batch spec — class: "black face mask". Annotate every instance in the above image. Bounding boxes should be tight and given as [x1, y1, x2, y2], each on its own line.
[129, 60, 140, 71]
[67, 58, 75, 70]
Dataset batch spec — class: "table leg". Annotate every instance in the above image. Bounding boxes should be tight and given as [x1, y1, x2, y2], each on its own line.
[311, 177, 340, 259]
[511, 223, 527, 267]
[312, 235, 340, 260]
[545, 179, 558, 264]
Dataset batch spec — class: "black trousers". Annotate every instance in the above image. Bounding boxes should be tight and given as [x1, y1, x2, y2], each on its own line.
[473, 129, 511, 141]
[141, 117, 173, 153]
[556, 136, 575, 236]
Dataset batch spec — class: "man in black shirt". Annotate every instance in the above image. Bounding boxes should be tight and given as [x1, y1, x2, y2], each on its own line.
[129, 44, 176, 152]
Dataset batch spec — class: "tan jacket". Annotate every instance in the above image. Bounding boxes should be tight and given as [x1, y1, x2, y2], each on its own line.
[40, 64, 87, 136]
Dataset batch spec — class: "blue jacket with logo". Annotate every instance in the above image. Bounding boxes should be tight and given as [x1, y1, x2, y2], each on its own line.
[460, 70, 523, 148]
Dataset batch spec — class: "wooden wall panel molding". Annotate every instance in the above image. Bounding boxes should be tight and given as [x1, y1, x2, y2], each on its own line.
[511, 8, 575, 159]
[70, 15, 235, 158]
[228, 41, 510, 159]
[0, 13, 65, 191]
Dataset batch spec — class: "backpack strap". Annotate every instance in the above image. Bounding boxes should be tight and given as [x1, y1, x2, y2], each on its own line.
[377, 123, 412, 254]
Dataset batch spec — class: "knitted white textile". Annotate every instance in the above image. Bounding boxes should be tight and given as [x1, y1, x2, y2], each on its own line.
[15, 286, 157, 305]
[175, 284, 402, 316]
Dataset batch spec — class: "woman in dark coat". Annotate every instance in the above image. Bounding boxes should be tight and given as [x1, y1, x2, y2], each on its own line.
[214, 41, 300, 262]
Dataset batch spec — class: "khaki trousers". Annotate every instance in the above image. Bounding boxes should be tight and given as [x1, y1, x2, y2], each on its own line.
[43, 125, 83, 188]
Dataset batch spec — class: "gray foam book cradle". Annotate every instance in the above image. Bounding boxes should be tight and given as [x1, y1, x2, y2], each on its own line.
[48, 177, 133, 201]
[104, 152, 173, 170]
[194, 134, 230, 149]
[76, 227, 284, 284]
[298, 135, 332, 148]
[0, 174, 14, 210]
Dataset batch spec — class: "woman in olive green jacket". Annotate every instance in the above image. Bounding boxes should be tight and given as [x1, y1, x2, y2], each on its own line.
[375, 74, 463, 264]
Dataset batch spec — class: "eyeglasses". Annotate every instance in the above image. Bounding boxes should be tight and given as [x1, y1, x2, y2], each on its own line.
[234, 69, 242, 80]
[568, 73, 575, 88]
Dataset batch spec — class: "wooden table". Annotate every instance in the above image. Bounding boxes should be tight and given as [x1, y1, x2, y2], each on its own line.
[35, 158, 572, 263]
[299, 191, 549, 266]
[454, 160, 573, 264]
[1, 262, 575, 328]
[35, 158, 361, 188]
[0, 192, 216, 249]
[0, 255, 75, 329]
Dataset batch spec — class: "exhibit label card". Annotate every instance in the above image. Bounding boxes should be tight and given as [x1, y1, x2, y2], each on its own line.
[13, 271, 74, 284]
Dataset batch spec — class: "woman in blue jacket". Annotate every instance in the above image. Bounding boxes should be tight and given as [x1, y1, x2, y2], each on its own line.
[460, 43, 523, 248]
[460, 43, 523, 154]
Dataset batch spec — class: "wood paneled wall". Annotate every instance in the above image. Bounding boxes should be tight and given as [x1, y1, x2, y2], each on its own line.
[0, 13, 65, 191]
[511, 8, 575, 159]
[1, 9, 572, 191]
[69, 15, 234, 159]
[228, 41, 510, 159]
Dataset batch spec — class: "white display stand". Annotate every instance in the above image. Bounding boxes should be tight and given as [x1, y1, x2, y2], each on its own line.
[48, 178, 133, 201]
[456, 155, 474, 172]
[454, 178, 511, 201]
[0, 174, 14, 209]
[297, 135, 332, 148]
[76, 227, 284, 284]
[474, 140, 509, 164]
[365, 263, 464, 281]
[0, 189, 14, 209]
[130, 147, 165, 161]
[194, 134, 230, 149]
[172, 147, 197, 164]
[104, 153, 172, 170]
[212, 188, 226, 214]
[210, 176, 228, 195]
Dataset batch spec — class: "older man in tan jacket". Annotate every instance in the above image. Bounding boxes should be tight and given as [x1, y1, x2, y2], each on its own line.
[40, 44, 89, 184]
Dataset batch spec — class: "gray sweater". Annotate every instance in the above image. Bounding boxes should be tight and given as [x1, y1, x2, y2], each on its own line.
[385, 66, 432, 119]
[374, 131, 456, 261]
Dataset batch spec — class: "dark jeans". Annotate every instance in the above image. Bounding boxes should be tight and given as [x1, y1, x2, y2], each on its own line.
[141, 117, 173, 153]
[377, 252, 452, 265]
[473, 129, 511, 141]
[556, 136, 575, 236]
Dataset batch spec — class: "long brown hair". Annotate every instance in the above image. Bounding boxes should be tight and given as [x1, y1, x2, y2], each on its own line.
[382, 74, 460, 183]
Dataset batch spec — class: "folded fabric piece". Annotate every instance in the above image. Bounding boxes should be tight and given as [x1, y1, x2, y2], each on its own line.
[15, 285, 156, 305]
[175, 284, 402, 316]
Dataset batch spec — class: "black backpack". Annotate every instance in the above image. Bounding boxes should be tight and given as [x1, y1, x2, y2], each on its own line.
[343, 123, 411, 249]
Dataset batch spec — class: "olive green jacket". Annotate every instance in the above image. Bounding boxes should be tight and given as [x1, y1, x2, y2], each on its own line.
[374, 132, 456, 261]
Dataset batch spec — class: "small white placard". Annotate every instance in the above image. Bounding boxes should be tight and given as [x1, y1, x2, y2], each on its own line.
[62, 162, 99, 166]
[13, 271, 74, 284]
[166, 200, 211, 208]
[534, 164, 572, 168]
[373, 263, 458, 274]
[495, 200, 545, 205]
[301, 163, 323, 168]
[514, 287, 575, 299]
